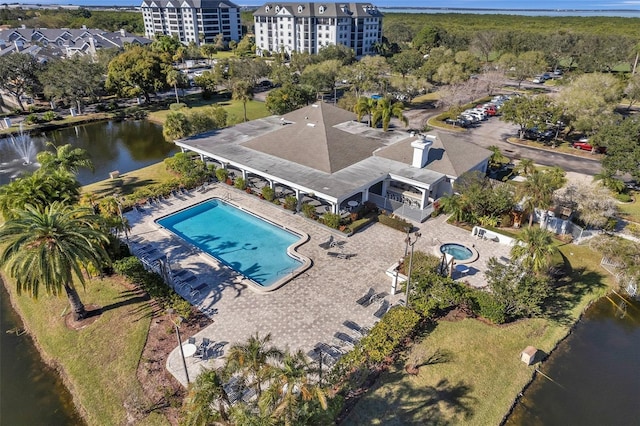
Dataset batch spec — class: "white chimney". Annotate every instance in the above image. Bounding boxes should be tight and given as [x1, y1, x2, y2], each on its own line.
[411, 134, 435, 168]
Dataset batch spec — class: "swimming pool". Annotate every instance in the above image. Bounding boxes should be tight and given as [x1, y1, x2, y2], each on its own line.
[156, 199, 307, 288]
[438, 243, 479, 264]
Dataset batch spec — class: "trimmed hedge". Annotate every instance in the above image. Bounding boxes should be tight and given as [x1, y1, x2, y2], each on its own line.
[377, 213, 412, 232]
[470, 290, 507, 324]
[113, 256, 192, 319]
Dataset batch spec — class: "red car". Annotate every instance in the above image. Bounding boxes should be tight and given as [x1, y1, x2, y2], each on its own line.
[572, 139, 606, 154]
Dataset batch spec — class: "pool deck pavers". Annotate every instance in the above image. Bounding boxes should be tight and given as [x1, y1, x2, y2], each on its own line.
[124, 184, 512, 387]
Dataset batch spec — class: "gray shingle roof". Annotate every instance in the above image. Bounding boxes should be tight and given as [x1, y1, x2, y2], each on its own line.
[243, 102, 382, 173]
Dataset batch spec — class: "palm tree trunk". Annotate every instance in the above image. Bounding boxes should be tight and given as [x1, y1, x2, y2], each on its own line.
[243, 101, 248, 122]
[529, 212, 534, 228]
[64, 283, 86, 320]
[174, 84, 180, 104]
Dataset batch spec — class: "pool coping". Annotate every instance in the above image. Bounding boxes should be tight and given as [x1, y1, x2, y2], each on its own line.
[434, 242, 480, 265]
[154, 197, 312, 293]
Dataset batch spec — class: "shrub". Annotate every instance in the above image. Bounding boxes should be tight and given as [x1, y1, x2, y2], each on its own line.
[625, 222, 640, 238]
[284, 195, 297, 211]
[301, 203, 316, 219]
[471, 290, 507, 324]
[42, 111, 57, 122]
[169, 102, 188, 110]
[215, 168, 229, 183]
[377, 213, 411, 232]
[348, 216, 375, 234]
[615, 192, 632, 202]
[234, 177, 246, 190]
[123, 106, 148, 120]
[24, 113, 40, 124]
[262, 186, 275, 201]
[322, 212, 341, 229]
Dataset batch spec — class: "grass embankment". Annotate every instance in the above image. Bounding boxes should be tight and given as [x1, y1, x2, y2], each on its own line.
[0, 112, 116, 136]
[147, 94, 270, 125]
[344, 243, 612, 425]
[618, 191, 640, 223]
[4, 275, 167, 426]
[82, 162, 175, 199]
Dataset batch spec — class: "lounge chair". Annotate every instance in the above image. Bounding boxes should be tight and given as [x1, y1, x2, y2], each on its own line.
[373, 300, 391, 319]
[367, 292, 388, 307]
[356, 288, 375, 306]
[343, 320, 364, 335]
[188, 337, 196, 345]
[318, 235, 334, 249]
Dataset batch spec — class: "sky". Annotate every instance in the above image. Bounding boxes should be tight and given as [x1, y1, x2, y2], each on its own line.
[7, 0, 640, 10]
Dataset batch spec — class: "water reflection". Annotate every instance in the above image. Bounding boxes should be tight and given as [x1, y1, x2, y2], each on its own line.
[506, 294, 640, 425]
[0, 120, 177, 186]
[0, 283, 85, 425]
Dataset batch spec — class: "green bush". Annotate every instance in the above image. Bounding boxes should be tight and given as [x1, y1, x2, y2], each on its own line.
[261, 186, 275, 201]
[24, 113, 40, 124]
[377, 213, 411, 232]
[234, 177, 246, 190]
[284, 195, 297, 211]
[347, 216, 374, 234]
[215, 168, 229, 183]
[170, 102, 188, 111]
[42, 110, 58, 122]
[301, 203, 316, 219]
[471, 290, 507, 324]
[123, 106, 148, 120]
[114, 256, 191, 319]
[322, 212, 341, 229]
[615, 192, 632, 202]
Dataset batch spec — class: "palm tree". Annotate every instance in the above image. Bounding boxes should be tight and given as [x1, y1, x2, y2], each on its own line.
[353, 96, 377, 127]
[225, 333, 283, 399]
[515, 158, 536, 177]
[371, 97, 409, 131]
[36, 143, 94, 175]
[487, 145, 509, 170]
[232, 79, 253, 122]
[520, 170, 555, 227]
[166, 69, 182, 104]
[511, 226, 557, 275]
[438, 193, 468, 223]
[0, 169, 80, 220]
[182, 368, 232, 426]
[260, 350, 327, 426]
[0, 202, 110, 320]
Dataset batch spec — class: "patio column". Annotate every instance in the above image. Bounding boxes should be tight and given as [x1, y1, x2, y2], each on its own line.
[381, 179, 389, 198]
[419, 188, 426, 209]
[199, 153, 205, 162]
[361, 190, 368, 203]
[295, 189, 302, 212]
[241, 170, 248, 180]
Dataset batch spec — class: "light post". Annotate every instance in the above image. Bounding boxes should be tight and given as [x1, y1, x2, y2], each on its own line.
[403, 226, 411, 257]
[167, 309, 190, 384]
[405, 232, 422, 308]
[314, 347, 323, 385]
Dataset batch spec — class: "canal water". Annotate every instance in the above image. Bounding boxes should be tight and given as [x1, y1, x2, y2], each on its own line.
[0, 119, 175, 424]
[0, 283, 85, 425]
[506, 293, 640, 425]
[0, 119, 177, 186]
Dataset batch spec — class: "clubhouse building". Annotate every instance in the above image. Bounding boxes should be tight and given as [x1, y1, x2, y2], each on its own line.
[175, 102, 491, 223]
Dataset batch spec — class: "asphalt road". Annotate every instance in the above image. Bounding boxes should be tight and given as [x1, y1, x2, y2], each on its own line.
[458, 117, 603, 176]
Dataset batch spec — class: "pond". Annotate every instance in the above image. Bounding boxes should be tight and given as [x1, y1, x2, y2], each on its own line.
[506, 293, 640, 425]
[0, 118, 176, 424]
[0, 282, 85, 425]
[0, 120, 177, 186]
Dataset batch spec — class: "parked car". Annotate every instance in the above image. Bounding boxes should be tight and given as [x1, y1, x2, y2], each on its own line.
[445, 117, 473, 128]
[572, 139, 607, 153]
[523, 127, 554, 142]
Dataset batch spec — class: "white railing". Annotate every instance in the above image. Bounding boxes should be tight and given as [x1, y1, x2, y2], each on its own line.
[368, 193, 433, 222]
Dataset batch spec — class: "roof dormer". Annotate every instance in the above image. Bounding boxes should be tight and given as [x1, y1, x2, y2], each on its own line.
[319, 5, 325, 14]
[297, 5, 303, 13]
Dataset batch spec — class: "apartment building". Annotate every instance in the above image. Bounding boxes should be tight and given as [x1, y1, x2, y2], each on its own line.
[140, 0, 242, 45]
[253, 2, 382, 57]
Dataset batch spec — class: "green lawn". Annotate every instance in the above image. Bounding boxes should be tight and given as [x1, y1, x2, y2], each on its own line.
[618, 191, 640, 223]
[147, 96, 270, 125]
[82, 162, 177, 199]
[4, 275, 167, 426]
[343, 243, 611, 425]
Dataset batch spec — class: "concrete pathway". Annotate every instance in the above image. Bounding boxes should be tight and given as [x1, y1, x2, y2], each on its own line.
[124, 184, 512, 386]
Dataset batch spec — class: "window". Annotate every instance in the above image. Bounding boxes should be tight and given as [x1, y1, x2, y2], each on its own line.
[298, 5, 303, 13]
[319, 5, 325, 14]
[275, 6, 280, 12]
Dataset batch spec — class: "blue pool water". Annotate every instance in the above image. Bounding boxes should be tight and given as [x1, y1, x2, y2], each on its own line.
[156, 199, 303, 286]
[440, 243, 473, 261]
